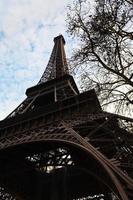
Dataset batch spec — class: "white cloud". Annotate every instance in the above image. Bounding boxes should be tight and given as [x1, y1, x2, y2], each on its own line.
[0, 0, 73, 120]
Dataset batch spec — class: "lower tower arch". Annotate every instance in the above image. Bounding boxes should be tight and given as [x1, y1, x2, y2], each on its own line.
[0, 138, 129, 200]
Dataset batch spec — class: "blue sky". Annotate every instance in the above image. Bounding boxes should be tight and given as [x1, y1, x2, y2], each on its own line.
[0, 0, 75, 119]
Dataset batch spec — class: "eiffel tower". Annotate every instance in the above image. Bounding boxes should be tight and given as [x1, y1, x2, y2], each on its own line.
[0, 35, 133, 200]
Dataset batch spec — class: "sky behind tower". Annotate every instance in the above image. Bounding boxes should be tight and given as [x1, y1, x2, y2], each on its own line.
[0, 0, 74, 119]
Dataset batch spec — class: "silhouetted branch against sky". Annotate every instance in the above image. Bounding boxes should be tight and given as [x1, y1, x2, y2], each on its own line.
[66, 0, 133, 117]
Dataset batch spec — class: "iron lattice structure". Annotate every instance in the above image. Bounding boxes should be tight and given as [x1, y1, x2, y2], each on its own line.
[0, 35, 133, 200]
[38, 35, 69, 83]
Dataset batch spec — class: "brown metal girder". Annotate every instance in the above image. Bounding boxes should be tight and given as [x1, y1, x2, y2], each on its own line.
[0, 121, 132, 199]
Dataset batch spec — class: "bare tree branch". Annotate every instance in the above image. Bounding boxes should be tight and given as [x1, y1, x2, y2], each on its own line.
[66, 0, 133, 116]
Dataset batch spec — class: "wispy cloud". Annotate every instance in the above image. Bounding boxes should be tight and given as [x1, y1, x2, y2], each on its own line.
[0, 0, 74, 119]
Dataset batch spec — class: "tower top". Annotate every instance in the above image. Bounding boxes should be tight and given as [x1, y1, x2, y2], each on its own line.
[54, 34, 65, 44]
[38, 34, 69, 84]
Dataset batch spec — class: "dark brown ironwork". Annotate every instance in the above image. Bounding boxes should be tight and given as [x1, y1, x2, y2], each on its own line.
[0, 35, 133, 200]
[38, 34, 69, 83]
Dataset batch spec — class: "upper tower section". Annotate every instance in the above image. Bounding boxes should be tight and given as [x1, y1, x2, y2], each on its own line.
[2, 34, 101, 122]
[38, 35, 69, 83]
[26, 34, 79, 99]
[4, 35, 79, 119]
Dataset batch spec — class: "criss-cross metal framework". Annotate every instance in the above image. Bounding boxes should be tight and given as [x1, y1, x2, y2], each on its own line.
[38, 35, 69, 83]
[0, 35, 133, 200]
